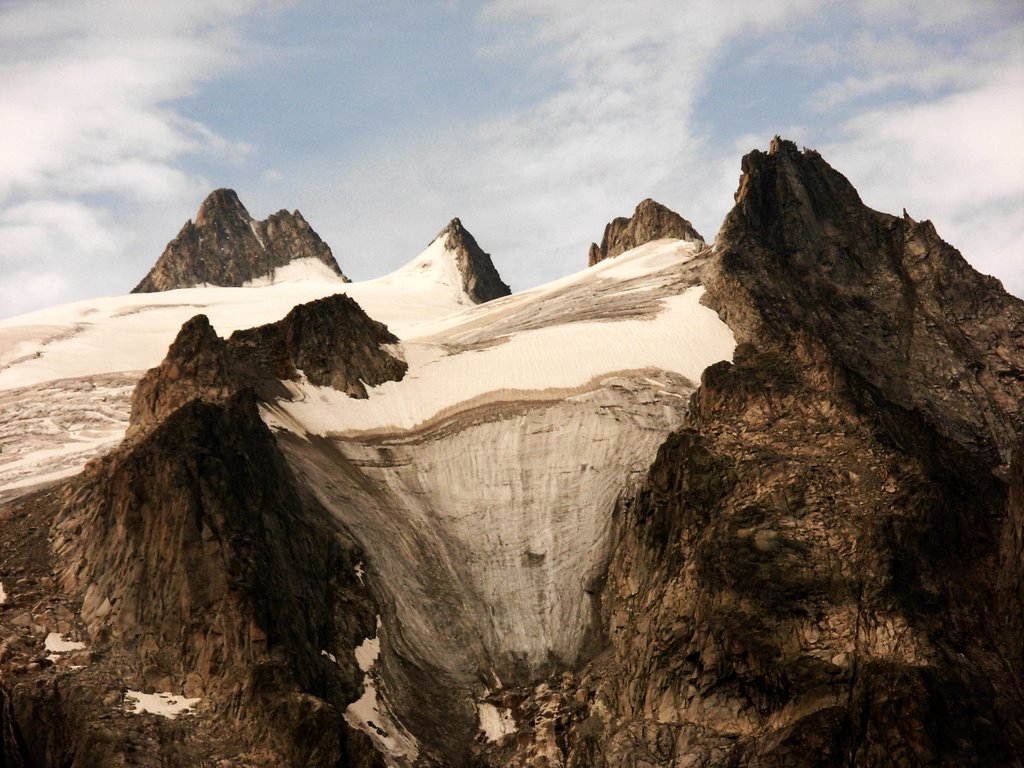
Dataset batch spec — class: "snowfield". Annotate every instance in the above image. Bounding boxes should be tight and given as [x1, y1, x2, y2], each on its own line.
[0, 234, 735, 764]
[0, 231, 488, 500]
[123, 690, 200, 719]
[44, 632, 86, 654]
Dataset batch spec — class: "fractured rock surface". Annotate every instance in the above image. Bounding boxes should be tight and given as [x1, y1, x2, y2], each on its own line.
[433, 218, 511, 304]
[3, 138, 1022, 768]
[473, 139, 1024, 767]
[0, 293, 408, 766]
[587, 198, 704, 266]
[129, 293, 406, 437]
[133, 188, 347, 292]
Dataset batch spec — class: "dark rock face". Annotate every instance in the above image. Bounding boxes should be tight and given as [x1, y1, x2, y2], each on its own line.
[129, 294, 406, 438]
[704, 136, 1024, 468]
[228, 293, 406, 398]
[1001, 441, 1024, 680]
[127, 314, 234, 436]
[133, 189, 347, 292]
[436, 218, 510, 303]
[6, 138, 1023, 767]
[0, 294, 407, 766]
[474, 140, 1024, 766]
[53, 392, 380, 766]
[587, 198, 704, 266]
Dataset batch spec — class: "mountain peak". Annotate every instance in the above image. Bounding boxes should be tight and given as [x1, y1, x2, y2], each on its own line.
[587, 198, 704, 266]
[768, 135, 799, 156]
[132, 189, 347, 293]
[194, 188, 249, 227]
[709, 136, 1024, 468]
[728, 137, 865, 248]
[433, 217, 510, 304]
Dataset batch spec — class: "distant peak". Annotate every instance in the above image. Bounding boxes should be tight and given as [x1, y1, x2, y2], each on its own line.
[587, 198, 704, 266]
[132, 189, 347, 292]
[431, 217, 510, 304]
[436, 216, 472, 249]
[731, 136, 862, 221]
[195, 188, 250, 227]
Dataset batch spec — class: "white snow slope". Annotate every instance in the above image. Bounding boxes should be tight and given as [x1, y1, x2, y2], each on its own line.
[0, 232, 478, 501]
[0, 233, 735, 764]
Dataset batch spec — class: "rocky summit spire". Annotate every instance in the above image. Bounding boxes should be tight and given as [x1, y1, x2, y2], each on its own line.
[706, 135, 1024, 469]
[437, 217, 510, 303]
[587, 198, 703, 266]
[132, 189, 347, 292]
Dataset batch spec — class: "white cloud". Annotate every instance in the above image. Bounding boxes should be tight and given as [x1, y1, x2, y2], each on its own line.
[314, 0, 819, 289]
[0, 199, 120, 259]
[825, 63, 1024, 295]
[0, 271, 72, 319]
[0, 0, 268, 316]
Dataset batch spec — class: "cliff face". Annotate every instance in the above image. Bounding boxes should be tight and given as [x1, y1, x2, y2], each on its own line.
[704, 137, 1024, 468]
[3, 139, 1022, 768]
[54, 393, 380, 766]
[128, 293, 406, 437]
[132, 189, 347, 292]
[473, 140, 1024, 767]
[436, 218, 511, 303]
[588, 198, 704, 266]
[0, 295, 407, 767]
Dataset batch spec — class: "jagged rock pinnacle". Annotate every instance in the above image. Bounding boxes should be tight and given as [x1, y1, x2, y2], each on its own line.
[587, 198, 703, 266]
[707, 136, 1024, 468]
[436, 217, 510, 304]
[132, 189, 347, 292]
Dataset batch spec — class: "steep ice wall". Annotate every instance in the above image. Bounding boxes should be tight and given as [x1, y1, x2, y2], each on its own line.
[288, 374, 691, 675]
[264, 239, 736, 761]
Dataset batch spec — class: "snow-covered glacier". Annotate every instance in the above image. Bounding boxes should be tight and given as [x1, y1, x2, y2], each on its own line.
[0, 231, 734, 762]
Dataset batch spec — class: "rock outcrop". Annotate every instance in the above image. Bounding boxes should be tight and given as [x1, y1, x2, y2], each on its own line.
[5, 138, 1023, 768]
[52, 392, 380, 766]
[704, 137, 1024, 469]
[435, 218, 510, 303]
[128, 293, 406, 437]
[227, 293, 406, 398]
[127, 314, 235, 436]
[0, 294, 408, 766]
[474, 139, 1024, 766]
[133, 189, 347, 292]
[587, 198, 704, 266]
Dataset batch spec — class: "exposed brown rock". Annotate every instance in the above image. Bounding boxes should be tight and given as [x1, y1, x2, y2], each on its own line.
[703, 136, 1024, 468]
[46, 392, 381, 766]
[8, 138, 1023, 767]
[127, 314, 234, 436]
[587, 197, 704, 266]
[133, 189, 347, 292]
[227, 293, 407, 398]
[129, 293, 406, 441]
[474, 139, 1024, 767]
[1001, 440, 1024, 678]
[435, 218, 510, 303]
[0, 292, 407, 765]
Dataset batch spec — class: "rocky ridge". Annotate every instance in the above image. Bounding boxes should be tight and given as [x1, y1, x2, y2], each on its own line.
[435, 218, 511, 304]
[128, 293, 406, 438]
[472, 139, 1024, 766]
[588, 198, 704, 266]
[133, 189, 347, 292]
[2, 138, 1022, 767]
[0, 294, 407, 766]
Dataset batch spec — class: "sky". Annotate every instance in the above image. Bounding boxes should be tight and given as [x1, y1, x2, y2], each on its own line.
[1, 0, 1022, 319]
